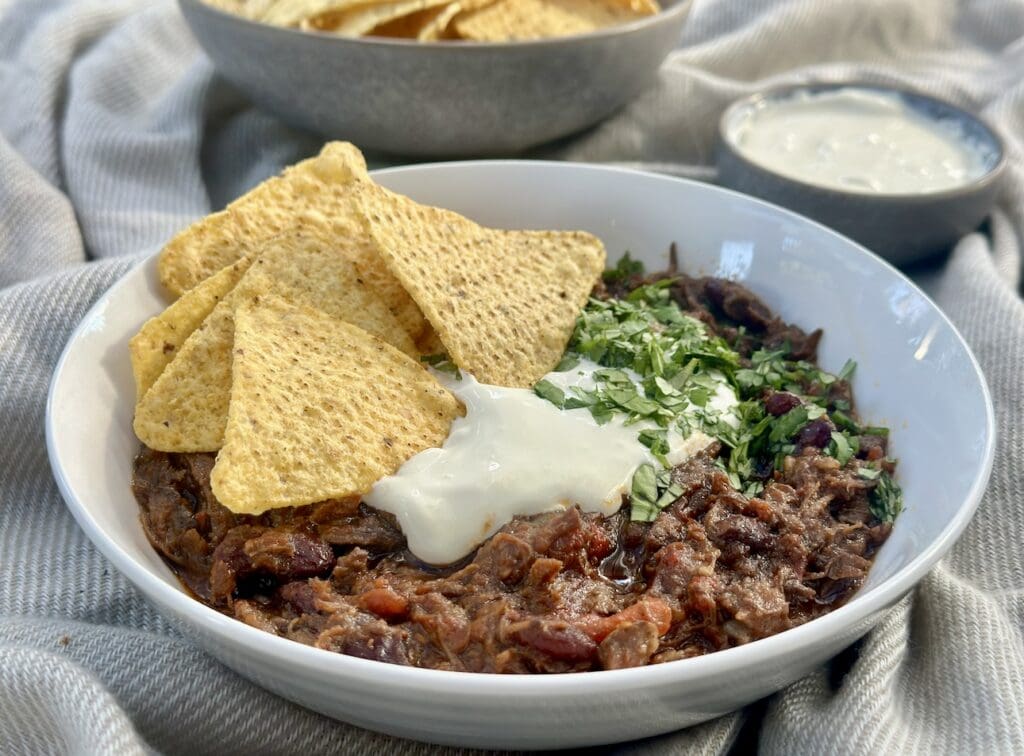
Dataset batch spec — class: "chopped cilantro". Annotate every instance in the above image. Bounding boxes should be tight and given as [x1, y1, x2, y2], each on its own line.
[637, 428, 670, 467]
[553, 353, 580, 372]
[629, 463, 660, 522]
[535, 278, 901, 523]
[829, 431, 855, 466]
[870, 470, 903, 523]
[533, 379, 565, 408]
[629, 464, 684, 522]
[602, 252, 645, 283]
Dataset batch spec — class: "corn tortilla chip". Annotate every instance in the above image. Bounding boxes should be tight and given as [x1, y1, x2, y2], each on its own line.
[418, 0, 494, 39]
[135, 228, 416, 452]
[210, 296, 461, 514]
[454, 0, 652, 40]
[260, 0, 371, 26]
[368, 2, 450, 37]
[306, 0, 451, 35]
[157, 141, 426, 339]
[415, 325, 447, 356]
[129, 257, 252, 403]
[353, 180, 606, 388]
[133, 289, 245, 453]
[157, 141, 366, 297]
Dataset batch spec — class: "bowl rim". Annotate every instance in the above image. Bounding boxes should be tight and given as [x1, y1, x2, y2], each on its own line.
[178, 0, 693, 50]
[717, 81, 1009, 203]
[46, 160, 995, 696]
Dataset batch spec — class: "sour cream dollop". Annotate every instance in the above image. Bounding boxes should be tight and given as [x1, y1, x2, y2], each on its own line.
[726, 87, 991, 194]
[364, 360, 738, 565]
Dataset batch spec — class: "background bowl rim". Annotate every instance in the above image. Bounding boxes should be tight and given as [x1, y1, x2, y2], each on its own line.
[178, 0, 693, 51]
[716, 81, 1008, 204]
[46, 159, 995, 696]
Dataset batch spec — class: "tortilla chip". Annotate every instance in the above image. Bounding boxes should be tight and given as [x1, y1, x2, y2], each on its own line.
[368, 2, 450, 37]
[415, 325, 447, 356]
[134, 228, 416, 452]
[248, 229, 417, 355]
[307, 0, 451, 35]
[157, 142, 426, 340]
[133, 289, 244, 453]
[418, 0, 494, 39]
[347, 232, 428, 339]
[210, 296, 461, 514]
[157, 141, 367, 298]
[260, 0, 370, 26]
[129, 257, 252, 403]
[353, 180, 606, 388]
[453, 0, 652, 40]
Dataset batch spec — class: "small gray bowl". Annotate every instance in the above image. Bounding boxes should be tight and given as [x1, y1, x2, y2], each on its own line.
[178, 0, 692, 157]
[716, 83, 1007, 265]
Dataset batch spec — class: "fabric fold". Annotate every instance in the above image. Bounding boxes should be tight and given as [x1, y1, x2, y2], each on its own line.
[1, 0, 1022, 753]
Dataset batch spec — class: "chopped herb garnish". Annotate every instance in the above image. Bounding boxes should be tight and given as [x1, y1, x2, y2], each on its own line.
[857, 465, 882, 480]
[532, 274, 901, 523]
[629, 463, 660, 522]
[602, 252, 644, 283]
[637, 428, 671, 467]
[421, 353, 462, 380]
[838, 358, 857, 382]
[533, 379, 565, 408]
[829, 431, 855, 466]
[861, 426, 890, 438]
[553, 353, 580, 372]
[869, 470, 903, 523]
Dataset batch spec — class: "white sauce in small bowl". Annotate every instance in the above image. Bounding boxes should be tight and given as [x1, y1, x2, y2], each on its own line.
[725, 87, 991, 195]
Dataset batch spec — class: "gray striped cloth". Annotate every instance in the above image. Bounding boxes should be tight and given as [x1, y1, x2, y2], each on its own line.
[2, 0, 1022, 753]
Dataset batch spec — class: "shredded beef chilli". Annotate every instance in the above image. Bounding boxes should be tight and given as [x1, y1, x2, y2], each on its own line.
[133, 271, 895, 672]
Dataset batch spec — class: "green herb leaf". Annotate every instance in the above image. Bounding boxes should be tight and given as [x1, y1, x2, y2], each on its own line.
[838, 359, 857, 382]
[602, 252, 645, 283]
[637, 428, 670, 467]
[533, 379, 565, 408]
[829, 431, 854, 466]
[629, 463, 660, 522]
[553, 353, 580, 372]
[869, 470, 904, 523]
[857, 465, 882, 480]
[861, 426, 890, 438]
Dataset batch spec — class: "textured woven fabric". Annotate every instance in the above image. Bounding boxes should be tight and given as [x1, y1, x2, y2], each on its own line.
[1, 0, 1022, 753]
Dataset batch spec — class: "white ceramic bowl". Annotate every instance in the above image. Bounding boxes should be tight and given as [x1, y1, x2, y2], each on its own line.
[47, 162, 994, 750]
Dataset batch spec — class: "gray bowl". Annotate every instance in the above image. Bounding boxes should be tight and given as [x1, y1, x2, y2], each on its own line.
[178, 0, 692, 157]
[716, 83, 1007, 265]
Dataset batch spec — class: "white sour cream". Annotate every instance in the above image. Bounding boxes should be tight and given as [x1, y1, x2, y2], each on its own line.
[727, 88, 989, 194]
[364, 360, 737, 565]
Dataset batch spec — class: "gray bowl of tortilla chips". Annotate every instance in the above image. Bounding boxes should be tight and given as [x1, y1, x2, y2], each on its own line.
[178, 0, 692, 156]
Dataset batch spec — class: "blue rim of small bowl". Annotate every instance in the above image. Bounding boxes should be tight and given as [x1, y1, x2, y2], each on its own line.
[45, 161, 996, 697]
[179, 0, 693, 50]
[717, 81, 1008, 204]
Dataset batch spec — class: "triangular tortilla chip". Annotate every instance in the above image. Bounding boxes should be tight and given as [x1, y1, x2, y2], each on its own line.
[129, 257, 252, 403]
[352, 179, 606, 388]
[210, 296, 461, 514]
[368, 1, 450, 37]
[157, 142, 427, 340]
[135, 227, 416, 452]
[418, 0, 495, 39]
[260, 0, 370, 26]
[307, 0, 451, 35]
[453, 0, 653, 40]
